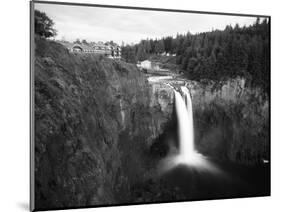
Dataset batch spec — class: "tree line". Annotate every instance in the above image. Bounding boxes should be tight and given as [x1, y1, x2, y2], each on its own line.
[33, 10, 270, 93]
[122, 18, 270, 93]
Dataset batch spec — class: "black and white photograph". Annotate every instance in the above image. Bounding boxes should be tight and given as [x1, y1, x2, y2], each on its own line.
[31, 1, 270, 211]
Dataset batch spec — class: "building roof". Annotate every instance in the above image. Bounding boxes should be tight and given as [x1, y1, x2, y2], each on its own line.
[57, 41, 121, 52]
[80, 44, 93, 51]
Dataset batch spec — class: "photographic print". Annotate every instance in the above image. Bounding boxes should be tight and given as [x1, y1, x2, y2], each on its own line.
[30, 1, 270, 211]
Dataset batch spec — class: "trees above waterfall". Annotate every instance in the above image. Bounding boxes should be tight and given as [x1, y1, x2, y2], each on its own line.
[121, 18, 270, 93]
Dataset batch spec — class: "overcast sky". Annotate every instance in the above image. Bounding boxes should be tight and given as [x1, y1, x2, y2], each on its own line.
[35, 3, 262, 45]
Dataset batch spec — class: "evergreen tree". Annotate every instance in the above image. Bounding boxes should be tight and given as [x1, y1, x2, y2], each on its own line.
[122, 18, 269, 93]
[155, 40, 165, 54]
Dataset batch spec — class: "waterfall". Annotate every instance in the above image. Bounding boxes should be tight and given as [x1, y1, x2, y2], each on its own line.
[158, 85, 222, 174]
[174, 87, 194, 160]
[173, 86, 218, 169]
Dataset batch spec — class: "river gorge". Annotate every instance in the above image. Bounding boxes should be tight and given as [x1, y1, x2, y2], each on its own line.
[34, 38, 270, 210]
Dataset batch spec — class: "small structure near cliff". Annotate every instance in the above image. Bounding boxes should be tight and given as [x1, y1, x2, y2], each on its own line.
[137, 60, 160, 71]
[137, 59, 178, 76]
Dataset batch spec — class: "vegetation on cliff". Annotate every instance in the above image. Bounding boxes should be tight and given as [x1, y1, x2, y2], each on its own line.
[34, 37, 177, 209]
[190, 78, 269, 164]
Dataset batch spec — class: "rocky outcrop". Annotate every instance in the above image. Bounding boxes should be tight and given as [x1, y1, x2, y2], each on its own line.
[34, 38, 174, 209]
[187, 77, 269, 164]
[147, 80, 174, 146]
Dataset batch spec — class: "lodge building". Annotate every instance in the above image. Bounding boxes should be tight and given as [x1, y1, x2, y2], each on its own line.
[59, 41, 122, 59]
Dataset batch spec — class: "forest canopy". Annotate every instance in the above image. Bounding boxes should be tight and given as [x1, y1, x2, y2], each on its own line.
[121, 18, 270, 93]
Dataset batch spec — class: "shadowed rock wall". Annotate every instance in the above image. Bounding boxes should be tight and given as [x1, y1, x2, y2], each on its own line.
[188, 78, 269, 164]
[34, 38, 174, 209]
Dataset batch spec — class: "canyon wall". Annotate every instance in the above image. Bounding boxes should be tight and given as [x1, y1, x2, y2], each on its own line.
[188, 78, 269, 164]
[34, 38, 174, 209]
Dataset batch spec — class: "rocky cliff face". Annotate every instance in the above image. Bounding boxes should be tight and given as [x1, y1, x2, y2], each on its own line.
[34, 38, 174, 209]
[187, 77, 269, 164]
[34, 38, 269, 210]
[147, 80, 175, 146]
